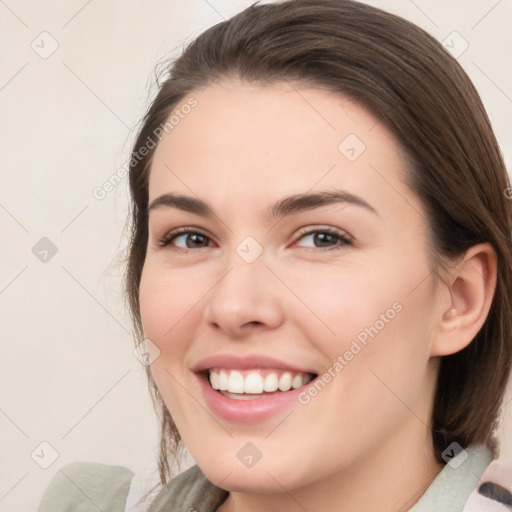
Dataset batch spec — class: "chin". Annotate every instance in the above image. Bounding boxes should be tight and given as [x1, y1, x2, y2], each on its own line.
[196, 455, 309, 494]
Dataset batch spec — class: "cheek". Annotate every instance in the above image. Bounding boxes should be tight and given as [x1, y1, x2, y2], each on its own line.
[138, 264, 205, 358]
[285, 257, 435, 386]
[287, 270, 436, 463]
[138, 264, 209, 422]
[280, 262, 403, 348]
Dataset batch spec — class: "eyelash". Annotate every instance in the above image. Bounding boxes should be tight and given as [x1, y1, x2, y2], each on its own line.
[155, 226, 352, 252]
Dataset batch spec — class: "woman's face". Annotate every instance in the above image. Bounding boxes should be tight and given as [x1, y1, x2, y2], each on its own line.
[139, 80, 444, 493]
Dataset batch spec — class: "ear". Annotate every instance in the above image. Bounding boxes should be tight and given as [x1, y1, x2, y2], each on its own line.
[431, 243, 497, 357]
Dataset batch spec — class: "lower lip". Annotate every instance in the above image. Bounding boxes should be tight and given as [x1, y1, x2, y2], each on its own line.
[196, 373, 311, 423]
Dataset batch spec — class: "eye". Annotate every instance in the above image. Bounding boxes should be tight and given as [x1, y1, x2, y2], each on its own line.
[155, 226, 351, 251]
[156, 228, 213, 250]
[293, 227, 352, 249]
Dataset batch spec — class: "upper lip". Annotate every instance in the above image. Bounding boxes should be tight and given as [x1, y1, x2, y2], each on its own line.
[192, 354, 317, 375]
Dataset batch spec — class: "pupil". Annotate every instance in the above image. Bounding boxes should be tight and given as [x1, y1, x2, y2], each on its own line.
[315, 233, 335, 247]
[187, 234, 207, 248]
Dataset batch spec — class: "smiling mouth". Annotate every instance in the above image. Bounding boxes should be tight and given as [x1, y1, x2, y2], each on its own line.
[206, 368, 317, 400]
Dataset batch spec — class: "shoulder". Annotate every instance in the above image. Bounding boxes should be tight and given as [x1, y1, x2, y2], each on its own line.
[38, 460, 134, 512]
[148, 465, 229, 512]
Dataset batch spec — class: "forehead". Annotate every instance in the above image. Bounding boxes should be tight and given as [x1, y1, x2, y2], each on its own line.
[148, 79, 414, 217]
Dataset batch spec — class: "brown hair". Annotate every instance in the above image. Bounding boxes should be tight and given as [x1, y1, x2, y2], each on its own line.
[125, 0, 512, 484]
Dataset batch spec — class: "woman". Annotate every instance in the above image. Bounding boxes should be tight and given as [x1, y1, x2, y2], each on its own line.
[39, 0, 512, 510]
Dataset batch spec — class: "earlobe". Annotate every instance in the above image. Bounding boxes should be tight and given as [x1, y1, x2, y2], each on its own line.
[431, 243, 497, 357]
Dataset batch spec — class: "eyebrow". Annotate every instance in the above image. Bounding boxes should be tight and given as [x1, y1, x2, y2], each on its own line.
[147, 190, 378, 219]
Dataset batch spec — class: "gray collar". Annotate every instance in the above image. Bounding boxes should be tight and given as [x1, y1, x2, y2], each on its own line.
[410, 444, 493, 511]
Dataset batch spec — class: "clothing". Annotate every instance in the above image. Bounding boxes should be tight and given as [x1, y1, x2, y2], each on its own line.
[38, 444, 509, 511]
[38, 460, 134, 512]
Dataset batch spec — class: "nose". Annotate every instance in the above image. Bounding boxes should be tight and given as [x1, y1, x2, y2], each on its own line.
[203, 256, 285, 338]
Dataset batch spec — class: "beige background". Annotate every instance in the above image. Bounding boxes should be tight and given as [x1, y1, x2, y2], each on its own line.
[1, 1, 511, 510]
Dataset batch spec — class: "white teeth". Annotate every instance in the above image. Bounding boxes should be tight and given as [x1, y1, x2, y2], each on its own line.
[278, 372, 292, 392]
[218, 370, 228, 391]
[244, 372, 264, 394]
[208, 368, 313, 395]
[227, 371, 245, 393]
[263, 373, 279, 392]
[292, 374, 303, 389]
[210, 371, 219, 390]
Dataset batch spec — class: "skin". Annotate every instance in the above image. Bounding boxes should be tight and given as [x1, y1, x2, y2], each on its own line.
[139, 79, 496, 512]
